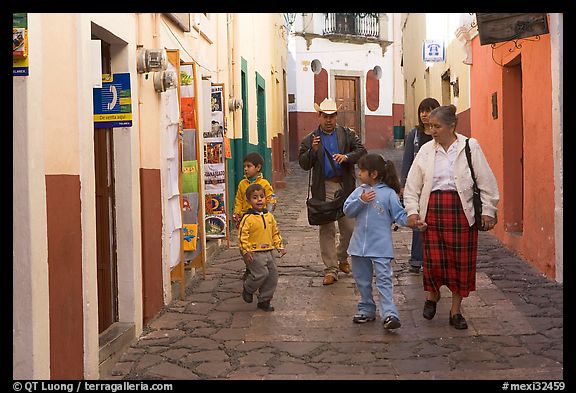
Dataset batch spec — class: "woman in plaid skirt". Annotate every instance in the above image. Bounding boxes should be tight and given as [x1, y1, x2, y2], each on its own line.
[403, 105, 499, 329]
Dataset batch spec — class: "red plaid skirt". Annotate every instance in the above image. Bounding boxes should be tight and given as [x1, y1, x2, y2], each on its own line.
[422, 190, 478, 297]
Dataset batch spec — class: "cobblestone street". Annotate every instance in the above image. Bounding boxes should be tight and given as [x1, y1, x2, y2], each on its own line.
[108, 148, 563, 381]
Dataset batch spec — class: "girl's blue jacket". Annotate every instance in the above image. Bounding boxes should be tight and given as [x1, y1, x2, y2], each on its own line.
[343, 182, 408, 258]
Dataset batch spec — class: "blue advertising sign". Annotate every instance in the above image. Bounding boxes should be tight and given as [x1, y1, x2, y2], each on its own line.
[423, 40, 445, 62]
[93, 73, 133, 128]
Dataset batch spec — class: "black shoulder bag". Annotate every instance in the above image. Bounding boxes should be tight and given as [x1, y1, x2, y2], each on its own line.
[306, 146, 346, 225]
[464, 138, 487, 231]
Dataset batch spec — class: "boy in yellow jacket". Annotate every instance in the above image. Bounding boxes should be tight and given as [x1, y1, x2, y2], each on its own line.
[233, 152, 276, 225]
[239, 183, 286, 311]
[233, 152, 276, 280]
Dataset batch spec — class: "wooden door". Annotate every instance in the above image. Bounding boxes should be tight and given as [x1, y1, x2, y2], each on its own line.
[94, 127, 118, 333]
[335, 76, 360, 134]
[94, 39, 118, 333]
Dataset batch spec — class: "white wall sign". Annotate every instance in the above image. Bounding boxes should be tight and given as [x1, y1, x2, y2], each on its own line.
[423, 40, 445, 62]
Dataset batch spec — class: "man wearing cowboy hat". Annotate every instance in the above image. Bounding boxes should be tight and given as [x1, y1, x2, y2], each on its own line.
[299, 98, 367, 285]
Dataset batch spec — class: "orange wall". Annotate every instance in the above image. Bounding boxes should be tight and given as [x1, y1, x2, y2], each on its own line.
[470, 34, 555, 278]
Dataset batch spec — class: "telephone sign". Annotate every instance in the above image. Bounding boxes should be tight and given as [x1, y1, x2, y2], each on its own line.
[93, 73, 133, 128]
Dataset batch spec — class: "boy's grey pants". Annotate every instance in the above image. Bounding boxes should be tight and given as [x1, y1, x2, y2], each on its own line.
[243, 250, 278, 303]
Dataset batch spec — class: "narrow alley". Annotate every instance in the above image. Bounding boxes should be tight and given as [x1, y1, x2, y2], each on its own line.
[107, 147, 563, 381]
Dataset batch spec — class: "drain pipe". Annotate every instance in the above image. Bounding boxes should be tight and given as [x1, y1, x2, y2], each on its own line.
[226, 13, 236, 137]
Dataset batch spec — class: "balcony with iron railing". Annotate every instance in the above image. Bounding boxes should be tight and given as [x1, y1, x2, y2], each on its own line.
[322, 13, 380, 40]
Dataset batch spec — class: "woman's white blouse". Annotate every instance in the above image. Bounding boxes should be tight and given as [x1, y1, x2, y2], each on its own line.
[431, 140, 458, 192]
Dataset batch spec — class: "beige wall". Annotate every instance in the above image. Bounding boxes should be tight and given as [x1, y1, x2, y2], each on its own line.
[235, 13, 288, 147]
[42, 14, 80, 175]
[14, 12, 146, 379]
[401, 13, 470, 131]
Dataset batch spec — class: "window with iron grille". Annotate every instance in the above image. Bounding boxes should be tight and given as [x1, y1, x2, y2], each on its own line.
[323, 13, 379, 38]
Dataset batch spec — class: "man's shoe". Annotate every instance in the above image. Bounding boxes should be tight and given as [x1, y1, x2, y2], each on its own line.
[323, 274, 337, 285]
[352, 313, 376, 324]
[449, 313, 468, 329]
[242, 287, 253, 303]
[383, 315, 401, 330]
[338, 260, 352, 274]
[408, 266, 421, 274]
[257, 301, 275, 312]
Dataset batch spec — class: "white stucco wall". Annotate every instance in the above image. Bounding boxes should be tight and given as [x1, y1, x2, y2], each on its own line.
[288, 34, 394, 116]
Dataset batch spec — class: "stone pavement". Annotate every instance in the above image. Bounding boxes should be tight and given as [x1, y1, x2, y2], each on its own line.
[108, 147, 563, 381]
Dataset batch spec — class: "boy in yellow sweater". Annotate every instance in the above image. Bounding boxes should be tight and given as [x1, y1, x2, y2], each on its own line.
[233, 152, 276, 225]
[239, 183, 286, 311]
[233, 152, 276, 280]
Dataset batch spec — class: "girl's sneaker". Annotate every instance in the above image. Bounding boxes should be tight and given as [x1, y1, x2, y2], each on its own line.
[352, 313, 376, 323]
[383, 315, 401, 329]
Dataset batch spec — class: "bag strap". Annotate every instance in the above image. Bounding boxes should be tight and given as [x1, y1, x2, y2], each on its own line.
[307, 166, 312, 201]
[465, 138, 479, 188]
[307, 132, 344, 201]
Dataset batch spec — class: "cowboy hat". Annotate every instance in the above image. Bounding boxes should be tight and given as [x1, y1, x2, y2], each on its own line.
[314, 98, 342, 115]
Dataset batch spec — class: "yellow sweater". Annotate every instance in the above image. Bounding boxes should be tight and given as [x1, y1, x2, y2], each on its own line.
[233, 174, 274, 216]
[238, 209, 283, 255]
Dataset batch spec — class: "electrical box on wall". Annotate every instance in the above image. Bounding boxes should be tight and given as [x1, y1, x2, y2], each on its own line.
[153, 70, 177, 93]
[136, 48, 167, 74]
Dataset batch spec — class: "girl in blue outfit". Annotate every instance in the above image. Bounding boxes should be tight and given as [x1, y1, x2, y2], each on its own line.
[343, 154, 415, 330]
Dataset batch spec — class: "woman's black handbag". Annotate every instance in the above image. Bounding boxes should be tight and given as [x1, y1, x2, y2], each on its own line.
[465, 138, 488, 231]
[306, 147, 346, 225]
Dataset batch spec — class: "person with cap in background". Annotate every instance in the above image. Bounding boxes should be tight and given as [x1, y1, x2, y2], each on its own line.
[298, 98, 367, 285]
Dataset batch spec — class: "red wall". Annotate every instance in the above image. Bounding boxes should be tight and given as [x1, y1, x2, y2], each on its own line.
[393, 103, 405, 128]
[140, 169, 164, 326]
[457, 108, 471, 137]
[365, 114, 393, 150]
[470, 34, 555, 278]
[46, 175, 84, 379]
[288, 111, 394, 158]
[288, 111, 319, 161]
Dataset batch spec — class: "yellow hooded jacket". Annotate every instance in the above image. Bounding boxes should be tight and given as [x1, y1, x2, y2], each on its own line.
[238, 209, 283, 255]
[233, 173, 275, 216]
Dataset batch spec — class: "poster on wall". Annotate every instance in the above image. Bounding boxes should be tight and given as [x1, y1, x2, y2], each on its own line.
[13, 13, 28, 76]
[205, 215, 226, 238]
[93, 73, 133, 128]
[206, 85, 224, 138]
[202, 84, 228, 239]
[204, 137, 224, 164]
[204, 163, 225, 192]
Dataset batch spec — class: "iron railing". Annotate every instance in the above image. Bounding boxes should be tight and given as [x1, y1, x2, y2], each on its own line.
[323, 13, 379, 38]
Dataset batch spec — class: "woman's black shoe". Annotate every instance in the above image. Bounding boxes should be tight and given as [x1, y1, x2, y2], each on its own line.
[449, 313, 468, 329]
[423, 300, 437, 320]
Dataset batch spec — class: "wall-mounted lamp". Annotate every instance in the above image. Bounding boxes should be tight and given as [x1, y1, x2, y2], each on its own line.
[137, 48, 167, 74]
[153, 70, 177, 93]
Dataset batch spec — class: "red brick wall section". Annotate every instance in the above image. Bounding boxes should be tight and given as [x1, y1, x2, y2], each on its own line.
[365, 114, 393, 150]
[289, 112, 394, 156]
[392, 103, 405, 127]
[288, 111, 319, 161]
[457, 108, 471, 137]
[366, 70, 380, 111]
[314, 69, 328, 106]
[46, 175, 84, 379]
[271, 134, 286, 189]
[140, 168, 164, 326]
